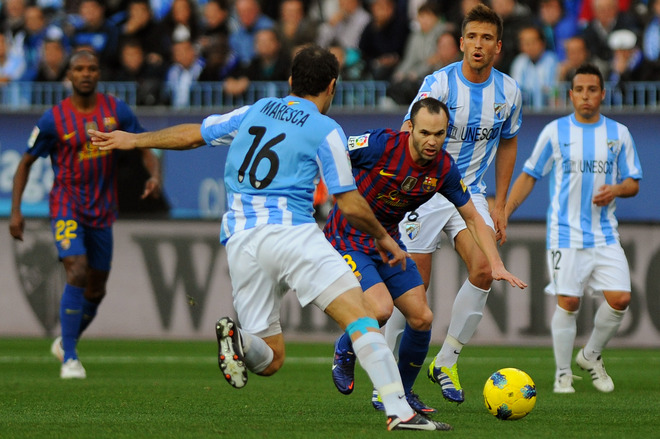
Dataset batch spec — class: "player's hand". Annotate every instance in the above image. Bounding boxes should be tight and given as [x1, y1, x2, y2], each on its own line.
[490, 205, 508, 245]
[88, 129, 136, 150]
[142, 177, 161, 199]
[375, 235, 409, 270]
[491, 265, 527, 289]
[592, 184, 615, 207]
[9, 212, 25, 241]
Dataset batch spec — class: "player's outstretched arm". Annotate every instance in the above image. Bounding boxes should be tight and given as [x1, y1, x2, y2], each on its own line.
[334, 189, 409, 269]
[9, 153, 39, 241]
[89, 124, 205, 151]
[458, 199, 527, 289]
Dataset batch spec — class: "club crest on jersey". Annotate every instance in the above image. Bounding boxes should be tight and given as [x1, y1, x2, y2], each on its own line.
[103, 117, 117, 131]
[493, 103, 507, 119]
[84, 121, 98, 138]
[422, 177, 438, 192]
[607, 139, 621, 155]
[348, 134, 370, 151]
[404, 221, 421, 241]
[401, 176, 418, 192]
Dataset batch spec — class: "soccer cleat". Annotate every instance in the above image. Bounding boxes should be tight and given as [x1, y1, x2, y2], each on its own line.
[387, 414, 453, 431]
[406, 390, 437, 415]
[371, 388, 385, 411]
[216, 317, 248, 389]
[428, 358, 465, 403]
[60, 359, 86, 379]
[331, 338, 356, 394]
[371, 389, 436, 416]
[50, 336, 64, 362]
[575, 348, 614, 392]
[553, 373, 576, 393]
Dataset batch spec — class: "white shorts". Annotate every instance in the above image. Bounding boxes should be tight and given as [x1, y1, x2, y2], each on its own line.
[544, 244, 631, 297]
[398, 193, 494, 253]
[225, 223, 359, 337]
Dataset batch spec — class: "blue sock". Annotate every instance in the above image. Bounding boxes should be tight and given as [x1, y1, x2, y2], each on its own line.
[397, 323, 431, 394]
[60, 284, 85, 362]
[336, 332, 353, 352]
[78, 297, 99, 336]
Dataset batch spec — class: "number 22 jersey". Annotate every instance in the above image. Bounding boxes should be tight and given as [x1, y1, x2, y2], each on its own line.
[26, 93, 144, 227]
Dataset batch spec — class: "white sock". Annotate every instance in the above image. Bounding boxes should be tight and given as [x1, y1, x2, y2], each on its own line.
[551, 305, 577, 378]
[383, 307, 406, 361]
[583, 302, 627, 361]
[353, 331, 414, 420]
[436, 335, 463, 366]
[240, 331, 273, 374]
[436, 279, 488, 366]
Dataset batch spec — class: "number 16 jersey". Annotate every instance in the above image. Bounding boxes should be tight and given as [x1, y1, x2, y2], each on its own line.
[200, 96, 357, 244]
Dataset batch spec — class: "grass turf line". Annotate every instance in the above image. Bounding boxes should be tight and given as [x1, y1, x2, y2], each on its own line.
[1, 339, 658, 439]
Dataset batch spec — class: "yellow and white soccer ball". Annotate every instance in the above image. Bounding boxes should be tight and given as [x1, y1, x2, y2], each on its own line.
[483, 368, 537, 420]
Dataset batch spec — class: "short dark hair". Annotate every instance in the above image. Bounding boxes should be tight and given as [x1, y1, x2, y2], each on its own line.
[290, 45, 339, 97]
[68, 49, 99, 69]
[462, 4, 503, 41]
[410, 97, 450, 125]
[572, 63, 604, 90]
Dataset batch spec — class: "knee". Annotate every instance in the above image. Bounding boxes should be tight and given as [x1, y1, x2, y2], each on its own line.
[66, 262, 88, 287]
[406, 307, 433, 331]
[84, 288, 106, 303]
[84, 270, 110, 303]
[468, 261, 493, 288]
[559, 296, 581, 312]
[607, 293, 631, 311]
[372, 302, 394, 326]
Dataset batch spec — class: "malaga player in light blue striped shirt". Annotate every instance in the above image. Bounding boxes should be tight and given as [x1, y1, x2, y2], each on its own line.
[90, 45, 452, 431]
[506, 63, 642, 395]
[391, 4, 524, 405]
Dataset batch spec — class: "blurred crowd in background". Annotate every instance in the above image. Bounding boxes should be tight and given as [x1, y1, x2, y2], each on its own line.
[1, 0, 660, 108]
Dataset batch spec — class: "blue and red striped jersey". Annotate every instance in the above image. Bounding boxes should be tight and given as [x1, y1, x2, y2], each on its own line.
[26, 93, 144, 227]
[324, 128, 470, 254]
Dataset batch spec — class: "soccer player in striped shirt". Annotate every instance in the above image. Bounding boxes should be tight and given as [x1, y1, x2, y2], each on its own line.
[89, 45, 452, 431]
[327, 98, 526, 415]
[506, 63, 642, 394]
[390, 4, 524, 404]
[9, 50, 162, 379]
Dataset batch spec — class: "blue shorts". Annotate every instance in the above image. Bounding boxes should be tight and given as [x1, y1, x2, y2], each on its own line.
[50, 218, 113, 271]
[339, 249, 423, 299]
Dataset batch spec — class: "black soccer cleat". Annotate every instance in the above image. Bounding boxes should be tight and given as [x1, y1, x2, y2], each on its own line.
[387, 413, 453, 431]
[216, 317, 248, 389]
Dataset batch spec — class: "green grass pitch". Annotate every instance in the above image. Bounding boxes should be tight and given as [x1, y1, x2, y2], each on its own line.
[1, 339, 658, 438]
